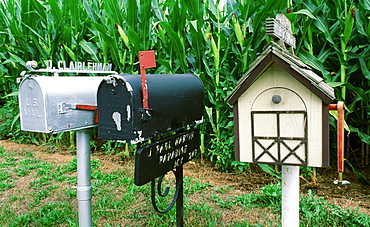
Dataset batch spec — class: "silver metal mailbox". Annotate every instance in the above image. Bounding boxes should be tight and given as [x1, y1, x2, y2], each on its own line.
[18, 76, 105, 133]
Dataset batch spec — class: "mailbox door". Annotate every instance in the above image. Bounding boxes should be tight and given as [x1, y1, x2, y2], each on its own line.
[97, 76, 136, 141]
[19, 78, 47, 132]
[251, 87, 307, 165]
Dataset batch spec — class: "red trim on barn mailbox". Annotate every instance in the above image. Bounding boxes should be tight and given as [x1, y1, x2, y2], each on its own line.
[328, 102, 345, 181]
[337, 102, 345, 173]
[328, 104, 338, 110]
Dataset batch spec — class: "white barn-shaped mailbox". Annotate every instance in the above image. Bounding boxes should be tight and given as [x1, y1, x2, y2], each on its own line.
[227, 14, 335, 167]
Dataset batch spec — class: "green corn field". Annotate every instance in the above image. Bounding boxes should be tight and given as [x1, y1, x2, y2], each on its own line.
[0, 0, 370, 171]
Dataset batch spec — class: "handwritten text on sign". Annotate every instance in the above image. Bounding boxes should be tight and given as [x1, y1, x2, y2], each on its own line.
[134, 128, 200, 186]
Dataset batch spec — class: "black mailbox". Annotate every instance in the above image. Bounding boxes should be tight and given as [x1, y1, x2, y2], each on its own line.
[97, 73, 204, 143]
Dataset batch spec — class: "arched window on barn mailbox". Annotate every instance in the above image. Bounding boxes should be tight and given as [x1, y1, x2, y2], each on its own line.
[226, 14, 335, 168]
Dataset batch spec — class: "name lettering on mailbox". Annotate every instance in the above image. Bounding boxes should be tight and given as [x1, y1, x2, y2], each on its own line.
[134, 128, 200, 186]
[25, 60, 115, 73]
[51, 61, 113, 72]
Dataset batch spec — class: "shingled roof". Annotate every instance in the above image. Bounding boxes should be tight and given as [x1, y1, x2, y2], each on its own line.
[226, 41, 335, 105]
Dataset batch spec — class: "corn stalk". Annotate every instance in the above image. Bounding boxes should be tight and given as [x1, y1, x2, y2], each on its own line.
[1, 0, 370, 170]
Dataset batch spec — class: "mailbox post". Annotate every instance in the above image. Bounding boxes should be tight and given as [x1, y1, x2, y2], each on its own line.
[227, 14, 335, 226]
[76, 129, 92, 227]
[18, 60, 117, 227]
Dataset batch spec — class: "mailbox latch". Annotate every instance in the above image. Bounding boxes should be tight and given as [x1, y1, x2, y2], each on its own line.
[139, 108, 153, 122]
[58, 103, 76, 114]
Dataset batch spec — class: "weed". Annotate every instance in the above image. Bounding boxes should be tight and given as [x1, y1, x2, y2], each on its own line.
[234, 192, 259, 210]
[211, 194, 236, 209]
[29, 176, 52, 189]
[63, 156, 78, 172]
[61, 175, 77, 184]
[8, 196, 18, 203]
[92, 171, 118, 186]
[65, 188, 77, 199]
[0, 144, 369, 226]
[184, 177, 212, 195]
[213, 185, 233, 194]
[61, 157, 102, 173]
[186, 202, 222, 226]
[257, 183, 281, 208]
[5, 157, 16, 162]
[37, 162, 54, 176]
[30, 189, 51, 207]
[0, 162, 16, 168]
[0, 170, 15, 191]
[91, 158, 103, 171]
[0, 171, 11, 181]
[0, 182, 15, 191]
[300, 190, 370, 226]
[101, 140, 127, 155]
[14, 167, 30, 177]
[15, 202, 76, 226]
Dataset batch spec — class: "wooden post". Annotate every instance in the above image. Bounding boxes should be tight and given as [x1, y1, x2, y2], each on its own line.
[337, 102, 345, 184]
[328, 102, 345, 185]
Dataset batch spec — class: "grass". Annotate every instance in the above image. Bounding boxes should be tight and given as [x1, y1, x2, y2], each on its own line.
[1, 0, 370, 174]
[0, 145, 369, 226]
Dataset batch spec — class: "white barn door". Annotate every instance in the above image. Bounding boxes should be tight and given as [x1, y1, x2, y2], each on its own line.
[251, 88, 307, 165]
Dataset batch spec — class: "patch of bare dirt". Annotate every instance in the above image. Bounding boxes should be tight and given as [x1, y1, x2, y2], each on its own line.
[1, 140, 369, 218]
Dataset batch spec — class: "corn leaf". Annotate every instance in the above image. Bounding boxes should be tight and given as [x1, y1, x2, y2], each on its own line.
[159, 21, 188, 72]
[297, 49, 330, 78]
[91, 22, 120, 65]
[343, 7, 355, 44]
[79, 40, 99, 62]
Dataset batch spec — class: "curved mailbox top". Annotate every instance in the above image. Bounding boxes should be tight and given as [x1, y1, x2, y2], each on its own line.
[18, 76, 106, 133]
[97, 73, 204, 143]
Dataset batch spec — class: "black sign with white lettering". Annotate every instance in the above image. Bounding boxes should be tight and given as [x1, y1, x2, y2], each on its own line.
[134, 128, 200, 186]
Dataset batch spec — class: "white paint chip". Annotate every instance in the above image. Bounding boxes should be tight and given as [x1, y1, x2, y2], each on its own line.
[126, 105, 131, 121]
[112, 112, 122, 131]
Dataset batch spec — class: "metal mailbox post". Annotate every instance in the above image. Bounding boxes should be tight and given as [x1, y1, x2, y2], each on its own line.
[18, 60, 117, 227]
[226, 14, 335, 227]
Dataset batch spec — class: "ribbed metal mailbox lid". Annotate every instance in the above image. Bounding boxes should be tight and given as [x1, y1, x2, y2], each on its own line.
[18, 76, 105, 133]
[97, 74, 204, 143]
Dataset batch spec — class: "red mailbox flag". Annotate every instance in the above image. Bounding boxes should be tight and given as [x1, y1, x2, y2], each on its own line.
[139, 50, 156, 109]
